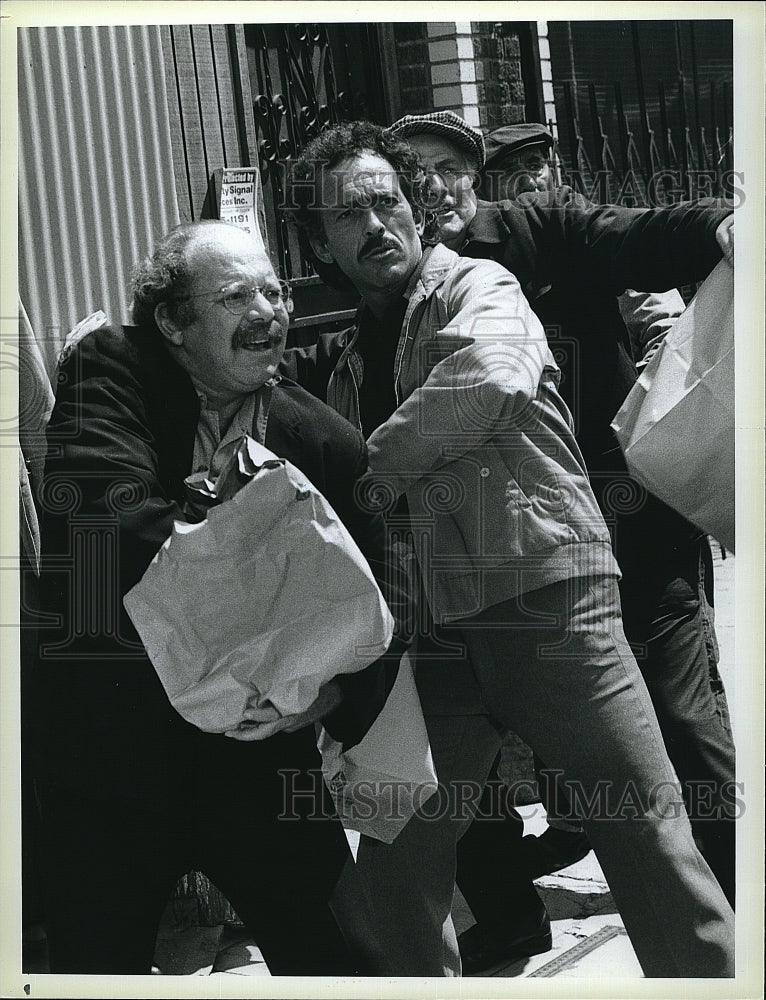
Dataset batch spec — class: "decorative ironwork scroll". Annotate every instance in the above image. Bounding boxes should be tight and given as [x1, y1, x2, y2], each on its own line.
[245, 23, 385, 282]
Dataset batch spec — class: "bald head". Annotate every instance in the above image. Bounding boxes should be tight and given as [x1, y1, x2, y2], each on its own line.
[185, 222, 264, 271]
[132, 221, 289, 409]
[131, 221, 270, 330]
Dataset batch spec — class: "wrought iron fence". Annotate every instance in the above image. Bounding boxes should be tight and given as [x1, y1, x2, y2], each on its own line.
[553, 77, 734, 207]
[245, 24, 387, 284]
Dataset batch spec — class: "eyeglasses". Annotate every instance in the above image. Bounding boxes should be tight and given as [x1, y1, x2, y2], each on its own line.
[181, 279, 292, 315]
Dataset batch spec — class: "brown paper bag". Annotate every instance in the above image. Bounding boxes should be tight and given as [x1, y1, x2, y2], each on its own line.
[317, 653, 438, 843]
[611, 260, 734, 552]
[123, 439, 394, 732]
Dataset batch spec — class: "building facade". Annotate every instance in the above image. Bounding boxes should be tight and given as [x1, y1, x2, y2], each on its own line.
[18, 18, 733, 364]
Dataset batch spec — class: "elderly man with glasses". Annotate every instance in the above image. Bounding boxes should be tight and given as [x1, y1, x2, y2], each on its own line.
[33, 219, 406, 975]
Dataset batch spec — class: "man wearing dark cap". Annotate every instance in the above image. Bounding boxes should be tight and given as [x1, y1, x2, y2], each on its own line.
[389, 110, 736, 972]
[480, 119, 689, 367]
[480, 121, 555, 201]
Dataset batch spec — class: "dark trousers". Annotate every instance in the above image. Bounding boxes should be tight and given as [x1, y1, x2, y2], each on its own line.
[618, 517, 736, 905]
[37, 726, 357, 975]
[456, 776, 539, 925]
[457, 524, 737, 919]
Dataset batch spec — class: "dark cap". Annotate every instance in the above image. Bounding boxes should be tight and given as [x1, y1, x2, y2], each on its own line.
[483, 123, 553, 170]
[389, 111, 486, 171]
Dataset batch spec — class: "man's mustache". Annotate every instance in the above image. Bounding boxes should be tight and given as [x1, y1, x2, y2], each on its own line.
[232, 320, 281, 347]
[359, 235, 399, 259]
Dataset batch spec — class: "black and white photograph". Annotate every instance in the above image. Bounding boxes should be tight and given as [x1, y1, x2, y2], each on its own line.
[2, 2, 763, 997]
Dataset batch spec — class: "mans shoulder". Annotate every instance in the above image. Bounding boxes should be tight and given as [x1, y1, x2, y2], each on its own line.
[53, 322, 190, 428]
[279, 327, 351, 399]
[275, 376, 364, 450]
[442, 247, 521, 290]
[63, 321, 164, 372]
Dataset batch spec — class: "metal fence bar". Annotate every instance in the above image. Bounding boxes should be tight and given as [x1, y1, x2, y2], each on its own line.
[557, 71, 732, 206]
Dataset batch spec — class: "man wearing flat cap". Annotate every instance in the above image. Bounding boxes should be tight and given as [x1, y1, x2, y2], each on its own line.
[480, 121, 555, 201]
[480, 119, 691, 370]
[388, 109, 736, 972]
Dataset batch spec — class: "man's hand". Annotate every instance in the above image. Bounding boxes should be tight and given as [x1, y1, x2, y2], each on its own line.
[715, 214, 734, 265]
[224, 680, 344, 741]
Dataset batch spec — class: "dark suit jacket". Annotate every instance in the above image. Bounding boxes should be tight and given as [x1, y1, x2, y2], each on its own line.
[35, 324, 401, 802]
[462, 193, 728, 478]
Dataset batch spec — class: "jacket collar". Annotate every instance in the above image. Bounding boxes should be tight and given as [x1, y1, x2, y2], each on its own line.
[461, 199, 546, 298]
[405, 243, 461, 302]
[329, 244, 461, 411]
[342, 242, 459, 353]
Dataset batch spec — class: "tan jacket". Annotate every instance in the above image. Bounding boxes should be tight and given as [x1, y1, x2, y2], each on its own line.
[327, 244, 619, 622]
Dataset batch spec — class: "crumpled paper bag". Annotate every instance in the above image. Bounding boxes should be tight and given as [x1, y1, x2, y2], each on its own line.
[611, 259, 734, 552]
[317, 652, 438, 843]
[124, 437, 394, 732]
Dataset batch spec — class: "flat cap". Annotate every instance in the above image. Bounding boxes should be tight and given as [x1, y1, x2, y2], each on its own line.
[483, 123, 553, 169]
[389, 111, 486, 170]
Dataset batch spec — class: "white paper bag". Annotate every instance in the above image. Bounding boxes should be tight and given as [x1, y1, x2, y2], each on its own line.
[318, 653, 439, 843]
[123, 439, 394, 732]
[611, 259, 734, 552]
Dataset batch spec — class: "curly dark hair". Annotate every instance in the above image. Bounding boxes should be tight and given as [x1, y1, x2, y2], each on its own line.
[285, 121, 427, 290]
[130, 220, 233, 330]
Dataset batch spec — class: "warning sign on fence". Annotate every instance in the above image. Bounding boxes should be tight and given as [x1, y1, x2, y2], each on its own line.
[216, 168, 265, 250]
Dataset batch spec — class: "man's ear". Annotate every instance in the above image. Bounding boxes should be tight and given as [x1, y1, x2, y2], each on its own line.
[308, 232, 335, 265]
[154, 302, 184, 346]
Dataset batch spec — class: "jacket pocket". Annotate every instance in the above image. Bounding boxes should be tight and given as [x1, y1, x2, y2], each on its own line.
[504, 475, 577, 553]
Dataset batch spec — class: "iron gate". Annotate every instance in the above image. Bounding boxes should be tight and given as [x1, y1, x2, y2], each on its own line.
[244, 23, 397, 340]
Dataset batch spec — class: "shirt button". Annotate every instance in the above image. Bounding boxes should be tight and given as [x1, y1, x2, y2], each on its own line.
[480, 467, 490, 478]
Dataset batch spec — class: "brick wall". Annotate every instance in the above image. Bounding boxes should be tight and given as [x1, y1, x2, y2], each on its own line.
[393, 23, 433, 116]
[425, 22, 480, 127]
[391, 22, 530, 134]
[471, 22, 526, 129]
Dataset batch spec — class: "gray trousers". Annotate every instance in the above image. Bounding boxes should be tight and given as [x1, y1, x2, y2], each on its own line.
[333, 575, 735, 977]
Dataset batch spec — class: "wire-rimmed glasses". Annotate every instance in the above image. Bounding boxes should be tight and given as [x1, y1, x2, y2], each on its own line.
[181, 279, 292, 315]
